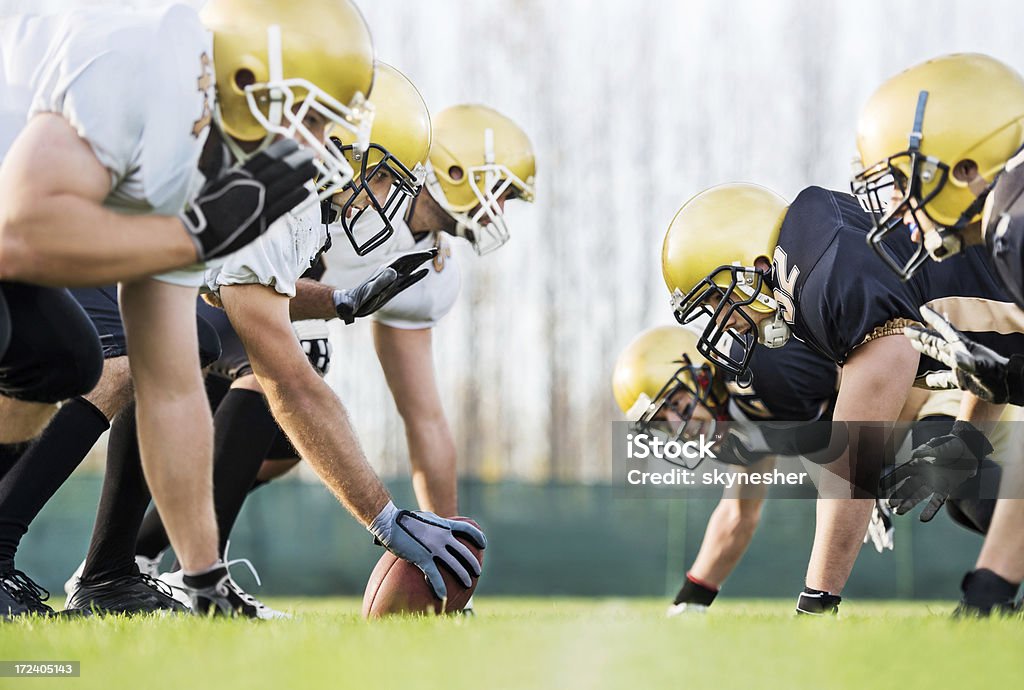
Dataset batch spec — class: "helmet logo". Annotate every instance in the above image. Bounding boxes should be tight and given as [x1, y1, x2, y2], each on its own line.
[192, 53, 214, 138]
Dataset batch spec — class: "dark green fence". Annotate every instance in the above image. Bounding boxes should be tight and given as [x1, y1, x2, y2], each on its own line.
[20, 476, 982, 600]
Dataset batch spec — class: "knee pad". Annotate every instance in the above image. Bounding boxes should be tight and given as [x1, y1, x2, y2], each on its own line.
[0, 284, 103, 403]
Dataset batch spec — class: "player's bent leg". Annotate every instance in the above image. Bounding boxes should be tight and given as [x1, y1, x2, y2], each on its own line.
[119, 278, 219, 576]
[373, 323, 458, 516]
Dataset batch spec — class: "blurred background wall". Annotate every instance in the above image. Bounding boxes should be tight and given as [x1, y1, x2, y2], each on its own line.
[4, 0, 1022, 596]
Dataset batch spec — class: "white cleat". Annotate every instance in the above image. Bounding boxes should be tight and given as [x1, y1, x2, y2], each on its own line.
[156, 570, 193, 610]
[163, 549, 290, 620]
[63, 559, 85, 608]
[666, 602, 709, 617]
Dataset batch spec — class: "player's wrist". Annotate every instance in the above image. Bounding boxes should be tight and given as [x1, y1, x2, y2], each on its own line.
[332, 288, 356, 324]
[674, 572, 720, 607]
[368, 500, 399, 543]
[950, 420, 994, 460]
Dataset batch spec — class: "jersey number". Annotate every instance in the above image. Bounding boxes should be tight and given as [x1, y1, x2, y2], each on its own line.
[772, 246, 799, 326]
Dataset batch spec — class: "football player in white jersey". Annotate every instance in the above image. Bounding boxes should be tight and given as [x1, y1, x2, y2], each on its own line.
[0, 0, 384, 617]
[308, 104, 538, 518]
[126, 96, 533, 614]
[59, 63, 483, 617]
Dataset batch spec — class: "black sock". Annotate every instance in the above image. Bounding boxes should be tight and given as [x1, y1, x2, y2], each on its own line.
[796, 587, 842, 615]
[81, 400, 152, 582]
[673, 573, 719, 607]
[959, 569, 1020, 615]
[133, 389, 278, 560]
[0, 398, 109, 570]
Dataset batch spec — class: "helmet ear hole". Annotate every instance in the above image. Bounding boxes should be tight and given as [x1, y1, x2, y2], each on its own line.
[448, 165, 465, 182]
[233, 68, 256, 92]
[952, 159, 979, 183]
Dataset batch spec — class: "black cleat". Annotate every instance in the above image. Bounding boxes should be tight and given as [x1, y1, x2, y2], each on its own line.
[183, 565, 261, 618]
[62, 569, 188, 616]
[795, 588, 841, 616]
[1, 569, 54, 618]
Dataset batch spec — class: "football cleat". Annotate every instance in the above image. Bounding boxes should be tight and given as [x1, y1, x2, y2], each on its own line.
[795, 588, 841, 616]
[62, 569, 188, 616]
[156, 570, 193, 610]
[666, 602, 709, 617]
[1, 569, 54, 618]
[181, 554, 289, 620]
[64, 553, 165, 609]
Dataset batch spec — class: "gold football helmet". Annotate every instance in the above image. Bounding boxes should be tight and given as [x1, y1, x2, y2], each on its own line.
[202, 0, 375, 199]
[662, 183, 790, 376]
[425, 105, 536, 255]
[613, 325, 728, 442]
[327, 62, 432, 255]
[853, 53, 1024, 279]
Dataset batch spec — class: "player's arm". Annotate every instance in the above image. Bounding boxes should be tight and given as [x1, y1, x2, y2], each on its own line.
[0, 115, 314, 287]
[220, 282, 484, 600]
[0, 113, 195, 285]
[687, 457, 772, 589]
[287, 249, 437, 322]
[220, 282, 391, 524]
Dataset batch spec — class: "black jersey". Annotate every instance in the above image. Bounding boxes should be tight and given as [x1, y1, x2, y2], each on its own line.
[985, 157, 1024, 311]
[772, 186, 1024, 376]
[726, 337, 837, 422]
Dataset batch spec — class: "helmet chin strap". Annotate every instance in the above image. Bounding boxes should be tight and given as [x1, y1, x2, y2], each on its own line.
[758, 311, 790, 349]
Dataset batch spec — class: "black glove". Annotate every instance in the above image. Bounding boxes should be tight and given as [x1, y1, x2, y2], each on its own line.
[181, 139, 316, 261]
[904, 305, 1024, 405]
[333, 249, 437, 324]
[884, 420, 993, 522]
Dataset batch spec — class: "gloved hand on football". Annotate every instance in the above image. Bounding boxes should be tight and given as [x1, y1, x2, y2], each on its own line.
[181, 139, 316, 261]
[333, 249, 437, 324]
[368, 501, 487, 602]
[883, 420, 993, 522]
[904, 305, 1024, 405]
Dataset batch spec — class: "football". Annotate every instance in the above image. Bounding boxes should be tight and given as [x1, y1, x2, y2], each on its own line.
[361, 517, 485, 618]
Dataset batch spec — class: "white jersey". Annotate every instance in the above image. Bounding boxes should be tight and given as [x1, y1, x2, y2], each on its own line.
[0, 4, 215, 286]
[321, 201, 462, 329]
[203, 189, 326, 298]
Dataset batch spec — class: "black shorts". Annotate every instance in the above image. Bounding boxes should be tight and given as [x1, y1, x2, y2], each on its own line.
[0, 282, 103, 403]
[198, 298, 254, 380]
[69, 286, 222, 367]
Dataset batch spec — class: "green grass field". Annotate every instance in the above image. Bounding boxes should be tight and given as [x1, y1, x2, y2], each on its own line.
[2, 598, 1023, 689]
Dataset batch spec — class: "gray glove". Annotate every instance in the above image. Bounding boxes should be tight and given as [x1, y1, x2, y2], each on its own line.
[368, 501, 487, 602]
[333, 249, 437, 324]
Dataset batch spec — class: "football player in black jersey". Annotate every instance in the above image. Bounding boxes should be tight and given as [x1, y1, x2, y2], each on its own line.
[660, 182, 1024, 615]
[613, 324, 841, 613]
[852, 53, 1024, 615]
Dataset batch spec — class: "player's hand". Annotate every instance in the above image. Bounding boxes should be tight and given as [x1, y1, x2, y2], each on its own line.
[332, 249, 437, 324]
[863, 499, 894, 553]
[883, 420, 993, 522]
[904, 305, 1024, 404]
[181, 139, 316, 261]
[368, 501, 487, 602]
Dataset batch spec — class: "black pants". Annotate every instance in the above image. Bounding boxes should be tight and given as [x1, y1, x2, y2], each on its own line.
[0, 282, 102, 403]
